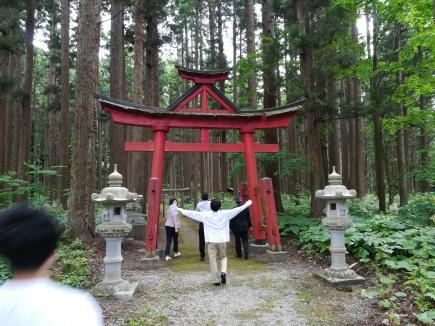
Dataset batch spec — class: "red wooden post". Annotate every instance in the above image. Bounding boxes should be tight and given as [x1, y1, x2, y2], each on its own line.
[200, 87, 210, 143]
[260, 177, 282, 251]
[241, 128, 265, 242]
[145, 126, 168, 256]
[145, 178, 159, 256]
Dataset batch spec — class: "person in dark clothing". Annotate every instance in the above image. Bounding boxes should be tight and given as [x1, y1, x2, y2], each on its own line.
[196, 192, 211, 261]
[230, 196, 252, 259]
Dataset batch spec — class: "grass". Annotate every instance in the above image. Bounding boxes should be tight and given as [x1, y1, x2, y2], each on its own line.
[125, 306, 168, 326]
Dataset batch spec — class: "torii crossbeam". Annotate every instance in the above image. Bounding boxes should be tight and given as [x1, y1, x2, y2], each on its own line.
[96, 66, 301, 257]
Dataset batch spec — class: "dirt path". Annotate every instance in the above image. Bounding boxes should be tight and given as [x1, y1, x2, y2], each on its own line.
[96, 217, 376, 325]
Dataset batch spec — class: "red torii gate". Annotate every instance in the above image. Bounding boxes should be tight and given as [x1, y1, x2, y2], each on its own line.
[96, 66, 301, 257]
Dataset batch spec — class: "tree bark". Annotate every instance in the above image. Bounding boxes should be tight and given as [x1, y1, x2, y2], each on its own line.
[262, 0, 284, 212]
[217, 1, 227, 192]
[68, 0, 101, 238]
[232, 0, 237, 104]
[394, 24, 407, 205]
[352, 21, 367, 197]
[58, 0, 70, 208]
[18, 0, 36, 181]
[145, 0, 160, 106]
[208, 0, 217, 67]
[129, 0, 147, 202]
[109, 0, 126, 176]
[0, 52, 7, 175]
[296, 0, 326, 217]
[327, 77, 339, 171]
[46, 15, 58, 193]
[245, 0, 257, 109]
[371, 13, 386, 212]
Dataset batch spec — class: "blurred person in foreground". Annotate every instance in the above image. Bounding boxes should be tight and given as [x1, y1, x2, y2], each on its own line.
[177, 199, 252, 286]
[0, 204, 103, 326]
[230, 196, 252, 260]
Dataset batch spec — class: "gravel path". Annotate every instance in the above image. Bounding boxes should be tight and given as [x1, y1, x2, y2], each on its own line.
[97, 217, 375, 326]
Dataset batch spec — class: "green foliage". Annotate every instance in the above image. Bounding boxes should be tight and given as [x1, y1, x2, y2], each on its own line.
[257, 150, 308, 177]
[279, 193, 435, 319]
[51, 237, 96, 289]
[0, 164, 60, 209]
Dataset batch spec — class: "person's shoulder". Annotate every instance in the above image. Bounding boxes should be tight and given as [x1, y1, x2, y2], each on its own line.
[46, 282, 102, 320]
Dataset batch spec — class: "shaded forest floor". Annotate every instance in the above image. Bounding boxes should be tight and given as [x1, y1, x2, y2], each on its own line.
[93, 217, 380, 326]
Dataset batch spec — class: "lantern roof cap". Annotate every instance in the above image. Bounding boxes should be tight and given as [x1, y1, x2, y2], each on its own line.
[91, 165, 138, 203]
[315, 167, 357, 199]
[108, 164, 122, 187]
[328, 166, 342, 185]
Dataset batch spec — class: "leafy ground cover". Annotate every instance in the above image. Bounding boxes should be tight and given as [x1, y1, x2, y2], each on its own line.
[278, 193, 435, 325]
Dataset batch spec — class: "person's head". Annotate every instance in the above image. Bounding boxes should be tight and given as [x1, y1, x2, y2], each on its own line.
[0, 204, 59, 273]
[210, 199, 221, 212]
[169, 198, 177, 205]
[235, 196, 242, 206]
[201, 192, 209, 201]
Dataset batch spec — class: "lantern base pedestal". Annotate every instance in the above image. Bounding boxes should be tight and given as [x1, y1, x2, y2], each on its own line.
[314, 268, 364, 286]
[92, 279, 138, 299]
[139, 255, 160, 270]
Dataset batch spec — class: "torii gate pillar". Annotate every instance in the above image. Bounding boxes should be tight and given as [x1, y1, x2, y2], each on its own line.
[144, 126, 168, 256]
[241, 128, 266, 241]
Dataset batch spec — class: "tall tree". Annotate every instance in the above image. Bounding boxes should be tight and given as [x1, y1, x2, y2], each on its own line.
[371, 10, 386, 212]
[18, 0, 36, 180]
[129, 0, 147, 199]
[245, 0, 257, 109]
[109, 0, 126, 175]
[262, 0, 284, 212]
[295, 0, 326, 217]
[394, 23, 408, 205]
[145, 0, 160, 106]
[58, 0, 70, 208]
[68, 0, 101, 238]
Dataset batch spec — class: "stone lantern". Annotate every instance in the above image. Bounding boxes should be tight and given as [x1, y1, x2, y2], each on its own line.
[315, 167, 364, 285]
[91, 164, 138, 298]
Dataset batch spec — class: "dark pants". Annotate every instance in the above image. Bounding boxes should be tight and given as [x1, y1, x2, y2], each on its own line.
[233, 230, 249, 259]
[199, 222, 205, 258]
[165, 226, 179, 256]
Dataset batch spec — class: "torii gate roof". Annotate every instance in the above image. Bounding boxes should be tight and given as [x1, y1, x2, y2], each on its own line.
[95, 66, 302, 130]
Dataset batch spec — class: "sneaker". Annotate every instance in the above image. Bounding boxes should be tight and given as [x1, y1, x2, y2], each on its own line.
[200, 257, 205, 261]
[213, 282, 221, 286]
[174, 252, 181, 258]
[165, 256, 171, 261]
[220, 272, 226, 285]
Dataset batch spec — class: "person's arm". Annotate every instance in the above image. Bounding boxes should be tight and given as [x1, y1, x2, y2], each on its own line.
[222, 200, 252, 220]
[177, 208, 204, 223]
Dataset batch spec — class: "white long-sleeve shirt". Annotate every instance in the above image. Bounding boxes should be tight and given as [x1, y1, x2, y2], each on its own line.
[178, 200, 252, 243]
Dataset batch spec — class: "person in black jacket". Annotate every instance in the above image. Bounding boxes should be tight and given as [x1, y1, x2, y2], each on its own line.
[230, 196, 252, 259]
